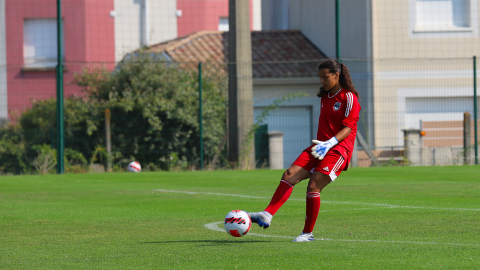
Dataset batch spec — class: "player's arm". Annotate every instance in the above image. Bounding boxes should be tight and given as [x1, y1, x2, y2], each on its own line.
[311, 126, 351, 160]
[334, 125, 352, 142]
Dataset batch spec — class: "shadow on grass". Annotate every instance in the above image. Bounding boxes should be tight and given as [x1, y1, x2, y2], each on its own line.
[141, 240, 270, 245]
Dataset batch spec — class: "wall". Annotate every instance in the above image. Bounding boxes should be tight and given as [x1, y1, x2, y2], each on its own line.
[5, 0, 114, 118]
[372, 1, 480, 147]
[113, 0, 141, 62]
[177, 0, 253, 37]
[373, 0, 480, 59]
[149, 0, 177, 46]
[295, 0, 371, 59]
[373, 58, 480, 147]
[113, 0, 177, 62]
[252, 0, 262, 30]
[0, 0, 6, 123]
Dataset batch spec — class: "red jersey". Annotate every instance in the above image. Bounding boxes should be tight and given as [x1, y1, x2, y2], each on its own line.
[316, 88, 361, 168]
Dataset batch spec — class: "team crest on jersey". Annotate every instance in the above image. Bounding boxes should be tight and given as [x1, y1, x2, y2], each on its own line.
[333, 102, 341, 111]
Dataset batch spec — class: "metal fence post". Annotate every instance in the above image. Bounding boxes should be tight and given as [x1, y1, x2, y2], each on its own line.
[56, 0, 64, 174]
[474, 56, 478, 165]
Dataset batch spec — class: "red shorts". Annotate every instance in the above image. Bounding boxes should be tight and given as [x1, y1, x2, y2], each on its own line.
[292, 145, 347, 181]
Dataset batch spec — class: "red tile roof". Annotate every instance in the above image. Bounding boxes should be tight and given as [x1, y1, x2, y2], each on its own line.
[146, 30, 327, 78]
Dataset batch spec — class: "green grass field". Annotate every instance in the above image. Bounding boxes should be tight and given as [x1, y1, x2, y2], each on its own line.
[1, 167, 479, 269]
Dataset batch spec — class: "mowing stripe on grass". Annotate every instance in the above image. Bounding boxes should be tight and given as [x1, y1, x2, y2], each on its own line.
[205, 222, 479, 247]
[154, 189, 480, 211]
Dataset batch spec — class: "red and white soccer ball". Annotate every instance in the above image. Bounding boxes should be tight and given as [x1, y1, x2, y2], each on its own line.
[127, 161, 141, 172]
[224, 210, 252, 237]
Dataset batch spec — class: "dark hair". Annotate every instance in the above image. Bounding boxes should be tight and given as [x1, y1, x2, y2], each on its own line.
[317, 59, 359, 99]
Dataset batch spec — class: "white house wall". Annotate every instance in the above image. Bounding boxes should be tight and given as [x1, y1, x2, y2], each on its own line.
[252, 0, 262, 30]
[373, 59, 480, 147]
[114, 0, 177, 62]
[260, 0, 371, 60]
[373, 0, 480, 59]
[372, 0, 480, 148]
[285, 0, 337, 58]
[148, 0, 177, 47]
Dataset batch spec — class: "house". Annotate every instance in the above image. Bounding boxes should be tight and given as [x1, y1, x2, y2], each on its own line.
[112, 0, 261, 62]
[142, 30, 328, 168]
[259, 0, 480, 165]
[2, 0, 115, 122]
[0, 0, 261, 122]
[3, 0, 477, 166]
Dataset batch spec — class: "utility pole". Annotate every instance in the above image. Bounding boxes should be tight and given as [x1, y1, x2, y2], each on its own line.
[228, 0, 255, 169]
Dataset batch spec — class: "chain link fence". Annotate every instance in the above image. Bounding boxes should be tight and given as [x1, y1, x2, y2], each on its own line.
[0, 57, 478, 174]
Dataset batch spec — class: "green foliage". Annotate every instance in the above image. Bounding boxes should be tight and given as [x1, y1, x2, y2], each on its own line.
[73, 53, 227, 169]
[30, 144, 57, 174]
[0, 53, 228, 174]
[19, 96, 101, 167]
[89, 145, 108, 165]
[64, 148, 88, 173]
[0, 124, 28, 174]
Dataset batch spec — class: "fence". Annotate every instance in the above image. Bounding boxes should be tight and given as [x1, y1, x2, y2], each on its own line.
[0, 56, 478, 174]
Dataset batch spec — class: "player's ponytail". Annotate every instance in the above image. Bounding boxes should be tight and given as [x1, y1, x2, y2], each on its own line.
[317, 59, 359, 99]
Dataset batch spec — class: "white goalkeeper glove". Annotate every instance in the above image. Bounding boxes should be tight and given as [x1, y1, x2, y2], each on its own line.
[311, 137, 338, 160]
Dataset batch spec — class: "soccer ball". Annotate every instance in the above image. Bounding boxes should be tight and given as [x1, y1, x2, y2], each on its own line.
[127, 161, 141, 172]
[224, 210, 251, 237]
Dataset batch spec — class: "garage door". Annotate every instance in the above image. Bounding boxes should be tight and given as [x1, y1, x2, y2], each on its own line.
[254, 106, 312, 168]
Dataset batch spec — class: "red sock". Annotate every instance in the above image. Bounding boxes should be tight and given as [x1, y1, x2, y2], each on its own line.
[264, 180, 294, 215]
[303, 192, 321, 233]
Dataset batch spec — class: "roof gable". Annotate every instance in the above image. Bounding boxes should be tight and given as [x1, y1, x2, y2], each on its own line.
[146, 30, 327, 78]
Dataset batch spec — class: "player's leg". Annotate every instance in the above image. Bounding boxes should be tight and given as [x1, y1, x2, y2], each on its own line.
[293, 152, 346, 242]
[248, 165, 311, 228]
[303, 172, 331, 231]
[248, 146, 318, 229]
[292, 172, 331, 242]
[265, 165, 312, 214]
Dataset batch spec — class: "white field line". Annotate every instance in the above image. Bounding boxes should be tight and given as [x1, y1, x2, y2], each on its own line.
[153, 189, 480, 211]
[309, 207, 393, 212]
[205, 222, 479, 247]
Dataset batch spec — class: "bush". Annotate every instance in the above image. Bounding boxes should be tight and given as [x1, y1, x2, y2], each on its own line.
[0, 124, 28, 174]
[0, 54, 228, 174]
[74, 53, 227, 169]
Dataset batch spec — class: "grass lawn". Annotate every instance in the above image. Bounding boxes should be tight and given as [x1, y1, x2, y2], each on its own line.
[0, 166, 479, 269]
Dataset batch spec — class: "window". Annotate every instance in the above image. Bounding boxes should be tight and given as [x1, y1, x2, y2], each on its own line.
[409, 0, 478, 37]
[23, 19, 64, 68]
[416, 0, 469, 30]
[218, 17, 229, 31]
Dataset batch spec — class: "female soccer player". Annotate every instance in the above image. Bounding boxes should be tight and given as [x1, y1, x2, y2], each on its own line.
[248, 59, 361, 242]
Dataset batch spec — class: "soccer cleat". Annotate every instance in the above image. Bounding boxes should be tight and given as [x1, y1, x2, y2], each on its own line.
[292, 232, 315, 242]
[246, 211, 272, 229]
